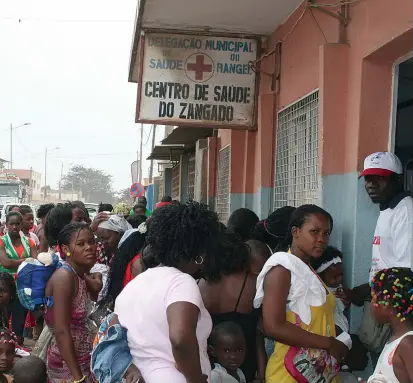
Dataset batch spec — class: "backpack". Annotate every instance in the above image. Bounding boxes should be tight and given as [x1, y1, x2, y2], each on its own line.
[16, 252, 63, 311]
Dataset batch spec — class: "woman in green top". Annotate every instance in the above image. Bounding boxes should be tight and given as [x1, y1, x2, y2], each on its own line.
[0, 212, 37, 344]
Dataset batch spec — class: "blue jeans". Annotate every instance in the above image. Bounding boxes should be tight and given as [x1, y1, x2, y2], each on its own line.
[91, 316, 132, 383]
[265, 338, 275, 358]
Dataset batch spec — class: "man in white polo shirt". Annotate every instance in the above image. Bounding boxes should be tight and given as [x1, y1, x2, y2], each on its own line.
[350, 152, 413, 303]
[348, 152, 413, 365]
[361, 152, 413, 279]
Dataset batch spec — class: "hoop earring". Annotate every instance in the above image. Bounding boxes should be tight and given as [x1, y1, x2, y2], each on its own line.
[195, 256, 204, 265]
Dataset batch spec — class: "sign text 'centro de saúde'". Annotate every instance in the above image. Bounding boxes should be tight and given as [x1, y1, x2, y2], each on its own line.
[137, 33, 258, 128]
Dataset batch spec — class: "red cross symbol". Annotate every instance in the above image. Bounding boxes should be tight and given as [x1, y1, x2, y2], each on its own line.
[186, 54, 213, 81]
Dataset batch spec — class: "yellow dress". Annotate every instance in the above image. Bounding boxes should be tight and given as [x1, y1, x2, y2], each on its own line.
[266, 290, 340, 383]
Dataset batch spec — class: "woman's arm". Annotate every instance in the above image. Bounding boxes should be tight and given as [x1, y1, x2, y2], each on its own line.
[84, 272, 103, 302]
[30, 242, 38, 259]
[0, 246, 24, 270]
[167, 301, 207, 383]
[262, 266, 347, 361]
[348, 283, 370, 306]
[397, 337, 413, 382]
[51, 270, 84, 381]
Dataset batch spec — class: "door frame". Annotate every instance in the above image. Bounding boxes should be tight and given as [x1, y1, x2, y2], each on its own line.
[388, 51, 413, 152]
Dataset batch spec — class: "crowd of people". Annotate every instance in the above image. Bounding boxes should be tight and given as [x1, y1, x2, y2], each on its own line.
[0, 151, 411, 383]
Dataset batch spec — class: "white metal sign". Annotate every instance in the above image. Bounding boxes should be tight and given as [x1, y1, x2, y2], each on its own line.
[137, 33, 258, 129]
[131, 160, 138, 183]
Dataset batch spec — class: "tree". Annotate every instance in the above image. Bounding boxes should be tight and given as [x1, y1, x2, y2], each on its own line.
[61, 165, 114, 203]
[114, 188, 133, 204]
[40, 185, 52, 193]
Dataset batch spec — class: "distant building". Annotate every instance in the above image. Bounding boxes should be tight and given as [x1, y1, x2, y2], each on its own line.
[0, 159, 8, 170]
[43, 189, 82, 203]
[8, 169, 42, 202]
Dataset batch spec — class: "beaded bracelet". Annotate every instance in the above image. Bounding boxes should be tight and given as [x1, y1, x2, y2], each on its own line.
[73, 376, 86, 383]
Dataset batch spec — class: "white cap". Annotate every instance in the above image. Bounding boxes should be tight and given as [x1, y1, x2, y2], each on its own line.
[359, 152, 402, 178]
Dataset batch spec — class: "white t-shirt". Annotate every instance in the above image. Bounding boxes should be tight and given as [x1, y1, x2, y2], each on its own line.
[211, 364, 246, 383]
[90, 263, 108, 302]
[370, 195, 413, 281]
[115, 266, 212, 383]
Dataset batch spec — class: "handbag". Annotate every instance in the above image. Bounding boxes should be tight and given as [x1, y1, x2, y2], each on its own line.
[284, 314, 340, 383]
[359, 300, 392, 353]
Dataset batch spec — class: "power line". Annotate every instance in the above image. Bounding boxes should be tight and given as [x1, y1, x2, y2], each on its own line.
[0, 17, 134, 23]
[142, 125, 153, 147]
[13, 131, 34, 156]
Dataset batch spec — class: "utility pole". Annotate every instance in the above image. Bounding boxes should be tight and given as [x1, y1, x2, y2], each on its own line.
[149, 124, 157, 183]
[136, 151, 139, 182]
[9, 122, 31, 169]
[44, 146, 59, 201]
[44, 148, 48, 200]
[139, 123, 143, 184]
[59, 162, 63, 201]
[10, 124, 12, 170]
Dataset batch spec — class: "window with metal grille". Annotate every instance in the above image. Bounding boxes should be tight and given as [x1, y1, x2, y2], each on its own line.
[187, 155, 195, 200]
[274, 91, 319, 209]
[153, 176, 164, 203]
[158, 178, 164, 201]
[216, 146, 230, 222]
[171, 164, 180, 201]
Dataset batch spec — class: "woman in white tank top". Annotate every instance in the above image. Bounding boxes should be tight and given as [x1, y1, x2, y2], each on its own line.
[364, 268, 413, 383]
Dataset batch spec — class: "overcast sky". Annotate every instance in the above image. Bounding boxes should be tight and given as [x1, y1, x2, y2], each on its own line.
[0, 0, 164, 193]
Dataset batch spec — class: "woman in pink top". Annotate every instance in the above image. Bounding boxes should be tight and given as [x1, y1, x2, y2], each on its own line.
[115, 201, 232, 383]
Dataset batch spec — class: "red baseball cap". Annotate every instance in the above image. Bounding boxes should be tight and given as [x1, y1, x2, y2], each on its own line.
[359, 152, 402, 179]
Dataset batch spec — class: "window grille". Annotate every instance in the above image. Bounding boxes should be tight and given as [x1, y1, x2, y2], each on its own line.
[216, 146, 230, 222]
[187, 155, 195, 200]
[171, 164, 180, 201]
[274, 91, 319, 209]
[154, 177, 164, 203]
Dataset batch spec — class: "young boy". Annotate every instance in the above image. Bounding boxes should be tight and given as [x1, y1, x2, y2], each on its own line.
[19, 206, 39, 248]
[9, 355, 47, 383]
[209, 322, 247, 383]
[0, 328, 17, 383]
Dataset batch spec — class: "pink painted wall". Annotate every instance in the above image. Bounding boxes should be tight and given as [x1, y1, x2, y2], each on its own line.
[260, 0, 412, 178]
[207, 0, 413, 196]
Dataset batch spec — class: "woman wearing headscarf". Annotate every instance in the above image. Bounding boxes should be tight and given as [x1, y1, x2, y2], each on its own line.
[113, 203, 132, 219]
[95, 215, 132, 267]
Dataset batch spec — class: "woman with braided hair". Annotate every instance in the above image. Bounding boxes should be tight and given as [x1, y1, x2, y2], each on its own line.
[362, 268, 413, 383]
[45, 223, 99, 383]
[253, 206, 296, 252]
[255, 204, 348, 383]
[0, 327, 18, 382]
